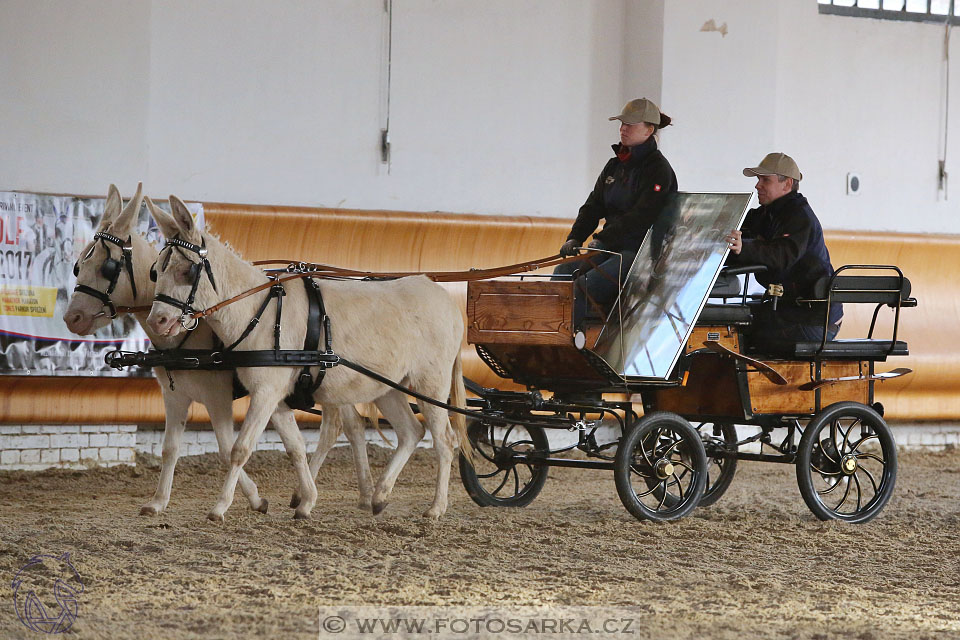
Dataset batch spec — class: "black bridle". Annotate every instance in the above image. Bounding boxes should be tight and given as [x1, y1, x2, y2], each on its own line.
[151, 236, 218, 330]
[72, 231, 137, 319]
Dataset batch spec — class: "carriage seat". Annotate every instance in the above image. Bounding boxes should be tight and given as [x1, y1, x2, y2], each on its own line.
[747, 269, 916, 361]
[792, 339, 909, 359]
[697, 303, 753, 325]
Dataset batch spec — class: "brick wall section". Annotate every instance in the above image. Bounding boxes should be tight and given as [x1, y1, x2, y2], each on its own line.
[2, 424, 957, 472]
[0, 425, 136, 471]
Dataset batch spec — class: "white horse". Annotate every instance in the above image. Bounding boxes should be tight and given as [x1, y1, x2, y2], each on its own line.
[63, 185, 370, 518]
[145, 195, 470, 521]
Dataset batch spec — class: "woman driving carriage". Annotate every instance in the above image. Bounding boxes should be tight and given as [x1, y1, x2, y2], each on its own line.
[553, 97, 678, 325]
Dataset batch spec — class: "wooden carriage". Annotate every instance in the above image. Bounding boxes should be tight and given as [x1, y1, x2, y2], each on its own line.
[459, 193, 915, 523]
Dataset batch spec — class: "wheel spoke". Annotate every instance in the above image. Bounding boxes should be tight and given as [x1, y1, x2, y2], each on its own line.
[672, 471, 686, 501]
[818, 476, 844, 495]
[512, 466, 520, 496]
[656, 480, 668, 510]
[834, 475, 853, 512]
[474, 445, 498, 464]
[490, 470, 510, 496]
[858, 465, 879, 495]
[825, 420, 840, 464]
[847, 433, 878, 455]
[839, 417, 860, 455]
[477, 468, 505, 479]
[629, 462, 655, 479]
[855, 451, 886, 466]
[810, 462, 843, 478]
[637, 432, 656, 469]
[852, 472, 863, 512]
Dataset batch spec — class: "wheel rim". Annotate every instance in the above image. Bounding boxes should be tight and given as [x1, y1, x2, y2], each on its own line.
[805, 412, 893, 518]
[627, 424, 701, 515]
[468, 422, 544, 502]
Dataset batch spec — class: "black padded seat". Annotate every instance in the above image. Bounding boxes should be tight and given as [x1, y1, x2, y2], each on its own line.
[793, 339, 909, 359]
[696, 303, 753, 325]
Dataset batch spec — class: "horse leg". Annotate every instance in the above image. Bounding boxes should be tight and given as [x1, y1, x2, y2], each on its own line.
[270, 407, 317, 519]
[339, 404, 375, 511]
[208, 395, 276, 522]
[420, 400, 457, 520]
[370, 391, 426, 515]
[290, 405, 342, 509]
[206, 390, 267, 514]
[140, 384, 190, 516]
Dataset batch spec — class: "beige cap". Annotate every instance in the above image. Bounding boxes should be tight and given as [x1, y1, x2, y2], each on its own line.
[743, 152, 802, 181]
[608, 98, 671, 127]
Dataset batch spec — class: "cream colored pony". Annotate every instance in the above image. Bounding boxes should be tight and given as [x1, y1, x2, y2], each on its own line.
[63, 185, 370, 518]
[145, 195, 469, 521]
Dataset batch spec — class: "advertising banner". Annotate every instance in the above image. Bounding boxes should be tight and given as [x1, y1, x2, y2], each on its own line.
[0, 191, 202, 376]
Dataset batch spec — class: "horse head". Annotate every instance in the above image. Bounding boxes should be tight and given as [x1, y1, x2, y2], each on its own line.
[63, 183, 145, 335]
[145, 195, 218, 338]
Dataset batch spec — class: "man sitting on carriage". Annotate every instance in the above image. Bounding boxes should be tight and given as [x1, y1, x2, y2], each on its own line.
[724, 152, 843, 352]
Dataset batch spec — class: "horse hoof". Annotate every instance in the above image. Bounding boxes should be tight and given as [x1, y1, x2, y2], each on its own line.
[371, 500, 387, 516]
[289, 494, 301, 509]
[207, 512, 225, 523]
[422, 508, 443, 520]
[293, 510, 310, 520]
[139, 505, 160, 516]
[358, 499, 373, 511]
[255, 498, 269, 514]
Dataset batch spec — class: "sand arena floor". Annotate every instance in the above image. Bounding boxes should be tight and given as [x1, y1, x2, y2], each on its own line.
[1, 444, 959, 639]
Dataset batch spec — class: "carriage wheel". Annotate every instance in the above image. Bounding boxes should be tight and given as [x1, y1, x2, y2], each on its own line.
[458, 420, 549, 508]
[796, 402, 897, 523]
[696, 422, 739, 507]
[614, 412, 706, 522]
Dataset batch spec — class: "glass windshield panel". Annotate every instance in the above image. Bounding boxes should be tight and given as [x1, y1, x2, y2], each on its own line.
[592, 192, 753, 379]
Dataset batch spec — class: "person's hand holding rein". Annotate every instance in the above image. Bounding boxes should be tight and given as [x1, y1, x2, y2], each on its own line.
[559, 239, 581, 257]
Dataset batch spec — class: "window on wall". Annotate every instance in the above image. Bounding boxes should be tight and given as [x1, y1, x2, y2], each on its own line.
[819, 0, 960, 23]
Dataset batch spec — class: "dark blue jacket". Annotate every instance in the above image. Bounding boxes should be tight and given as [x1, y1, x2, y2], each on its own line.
[728, 191, 842, 325]
[567, 137, 678, 252]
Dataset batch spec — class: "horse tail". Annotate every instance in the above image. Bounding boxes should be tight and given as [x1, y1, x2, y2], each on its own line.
[450, 351, 473, 465]
[359, 402, 392, 448]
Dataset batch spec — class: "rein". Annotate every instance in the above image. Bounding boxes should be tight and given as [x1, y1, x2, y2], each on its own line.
[168, 251, 595, 323]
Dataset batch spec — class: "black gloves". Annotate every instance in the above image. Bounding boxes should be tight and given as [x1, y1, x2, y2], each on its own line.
[559, 239, 581, 257]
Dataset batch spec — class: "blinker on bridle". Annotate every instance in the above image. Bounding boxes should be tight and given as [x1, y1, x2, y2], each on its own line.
[151, 235, 218, 331]
[72, 231, 137, 319]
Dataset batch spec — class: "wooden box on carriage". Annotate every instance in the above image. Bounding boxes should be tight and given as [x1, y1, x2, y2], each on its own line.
[466, 279, 610, 388]
[467, 280, 575, 345]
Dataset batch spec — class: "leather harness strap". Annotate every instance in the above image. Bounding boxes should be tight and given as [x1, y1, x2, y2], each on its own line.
[186, 251, 595, 322]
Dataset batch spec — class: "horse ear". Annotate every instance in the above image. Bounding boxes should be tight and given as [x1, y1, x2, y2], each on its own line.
[169, 195, 200, 241]
[99, 184, 122, 230]
[145, 196, 179, 239]
[110, 182, 143, 235]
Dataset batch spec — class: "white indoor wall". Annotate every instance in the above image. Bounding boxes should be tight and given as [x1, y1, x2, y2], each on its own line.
[2, 0, 957, 233]
[658, 0, 959, 233]
[0, 0, 151, 190]
[2, 0, 633, 219]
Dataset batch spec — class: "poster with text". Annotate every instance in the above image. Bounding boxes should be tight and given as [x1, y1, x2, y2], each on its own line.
[0, 191, 202, 376]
